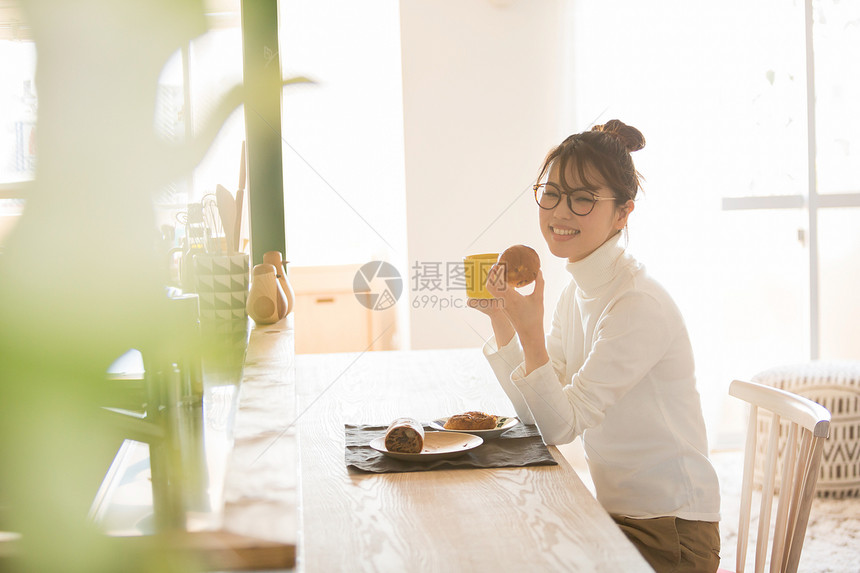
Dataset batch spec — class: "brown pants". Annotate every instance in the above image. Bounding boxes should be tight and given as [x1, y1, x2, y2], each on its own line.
[611, 515, 720, 573]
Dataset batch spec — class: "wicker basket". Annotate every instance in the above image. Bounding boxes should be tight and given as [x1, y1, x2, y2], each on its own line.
[751, 361, 860, 499]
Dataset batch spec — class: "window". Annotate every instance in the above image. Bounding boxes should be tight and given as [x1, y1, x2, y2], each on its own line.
[0, 5, 35, 246]
[278, 0, 407, 267]
[568, 0, 859, 443]
[718, 0, 860, 361]
[155, 4, 246, 285]
[0, 2, 248, 271]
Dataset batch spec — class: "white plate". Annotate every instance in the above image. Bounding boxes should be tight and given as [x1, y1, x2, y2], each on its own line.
[370, 431, 483, 462]
[429, 416, 519, 440]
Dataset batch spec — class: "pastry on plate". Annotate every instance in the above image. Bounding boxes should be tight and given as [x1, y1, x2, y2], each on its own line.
[444, 411, 497, 431]
[384, 417, 425, 453]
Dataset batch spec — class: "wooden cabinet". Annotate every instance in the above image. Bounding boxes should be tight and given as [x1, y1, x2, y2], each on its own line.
[289, 264, 398, 354]
[293, 292, 371, 353]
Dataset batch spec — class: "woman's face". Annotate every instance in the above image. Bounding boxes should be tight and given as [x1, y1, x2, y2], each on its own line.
[539, 162, 634, 263]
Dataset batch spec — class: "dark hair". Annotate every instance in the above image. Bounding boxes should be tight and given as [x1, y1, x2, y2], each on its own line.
[537, 119, 645, 203]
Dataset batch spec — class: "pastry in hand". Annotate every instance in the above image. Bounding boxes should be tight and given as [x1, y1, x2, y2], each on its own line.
[499, 244, 540, 287]
[444, 411, 498, 431]
[384, 417, 425, 453]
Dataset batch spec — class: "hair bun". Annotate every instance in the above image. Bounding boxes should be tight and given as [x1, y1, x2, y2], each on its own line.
[591, 119, 645, 152]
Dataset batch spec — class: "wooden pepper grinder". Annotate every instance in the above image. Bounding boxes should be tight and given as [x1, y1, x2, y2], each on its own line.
[246, 263, 287, 324]
[262, 250, 294, 317]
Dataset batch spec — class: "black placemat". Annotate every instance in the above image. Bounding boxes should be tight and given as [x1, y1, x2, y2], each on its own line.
[345, 422, 558, 473]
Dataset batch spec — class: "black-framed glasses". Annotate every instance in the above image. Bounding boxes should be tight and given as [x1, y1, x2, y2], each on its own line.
[533, 182, 617, 216]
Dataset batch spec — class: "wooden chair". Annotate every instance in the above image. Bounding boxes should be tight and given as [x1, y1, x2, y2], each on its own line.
[720, 379, 831, 573]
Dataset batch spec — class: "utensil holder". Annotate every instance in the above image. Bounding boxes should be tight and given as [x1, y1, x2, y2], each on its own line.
[193, 253, 250, 321]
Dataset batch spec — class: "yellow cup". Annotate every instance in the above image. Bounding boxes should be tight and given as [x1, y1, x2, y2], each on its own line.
[464, 253, 499, 299]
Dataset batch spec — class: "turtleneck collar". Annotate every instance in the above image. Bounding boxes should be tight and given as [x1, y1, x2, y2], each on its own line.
[565, 231, 628, 295]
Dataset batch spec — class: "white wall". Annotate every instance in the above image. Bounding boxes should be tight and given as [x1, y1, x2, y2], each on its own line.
[279, 0, 410, 349]
[279, 0, 408, 268]
[400, 0, 568, 349]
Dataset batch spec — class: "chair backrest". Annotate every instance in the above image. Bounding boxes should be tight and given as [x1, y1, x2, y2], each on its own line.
[729, 379, 831, 573]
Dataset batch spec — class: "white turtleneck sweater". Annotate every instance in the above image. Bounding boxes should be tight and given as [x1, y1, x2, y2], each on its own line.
[483, 233, 721, 521]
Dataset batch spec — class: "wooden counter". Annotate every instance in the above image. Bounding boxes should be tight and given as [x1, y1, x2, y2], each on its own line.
[219, 319, 297, 566]
[88, 318, 298, 570]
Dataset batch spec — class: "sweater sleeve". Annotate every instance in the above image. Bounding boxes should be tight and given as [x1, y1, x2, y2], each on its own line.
[545, 285, 569, 381]
[482, 335, 535, 424]
[511, 291, 674, 445]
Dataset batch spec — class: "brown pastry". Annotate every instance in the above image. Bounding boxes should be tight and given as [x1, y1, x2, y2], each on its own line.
[499, 244, 540, 287]
[384, 417, 425, 454]
[444, 411, 498, 431]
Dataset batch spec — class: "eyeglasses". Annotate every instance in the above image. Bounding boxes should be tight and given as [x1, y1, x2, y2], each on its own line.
[533, 182, 617, 216]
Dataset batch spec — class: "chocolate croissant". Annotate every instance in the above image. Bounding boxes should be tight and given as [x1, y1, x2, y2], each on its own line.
[384, 417, 425, 454]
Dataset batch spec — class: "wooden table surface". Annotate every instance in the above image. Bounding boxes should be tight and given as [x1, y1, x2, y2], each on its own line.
[294, 348, 652, 572]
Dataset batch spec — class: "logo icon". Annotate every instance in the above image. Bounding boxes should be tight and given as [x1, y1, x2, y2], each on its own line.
[263, 45, 279, 67]
[353, 261, 403, 311]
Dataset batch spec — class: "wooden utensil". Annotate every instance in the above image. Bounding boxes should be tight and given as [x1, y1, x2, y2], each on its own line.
[234, 141, 246, 252]
[216, 184, 236, 254]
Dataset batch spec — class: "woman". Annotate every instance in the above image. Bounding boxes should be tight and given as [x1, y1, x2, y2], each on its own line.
[470, 120, 721, 572]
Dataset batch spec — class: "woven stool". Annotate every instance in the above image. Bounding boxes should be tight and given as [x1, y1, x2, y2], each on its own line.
[752, 361, 860, 499]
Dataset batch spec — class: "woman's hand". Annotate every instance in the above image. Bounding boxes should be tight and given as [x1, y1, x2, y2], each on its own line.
[486, 264, 549, 374]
